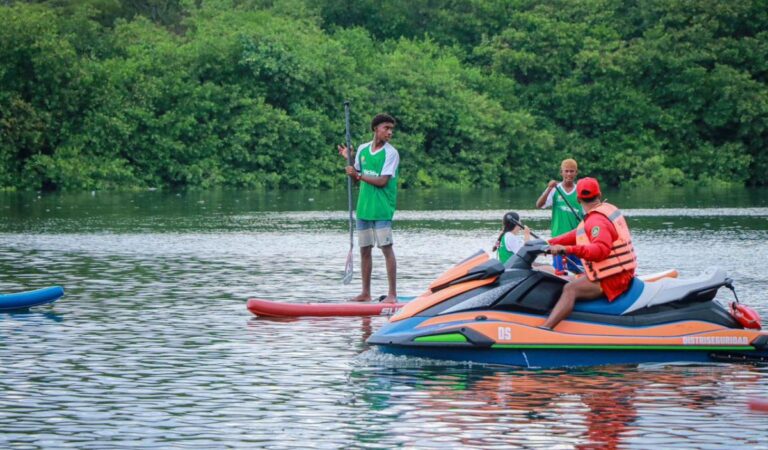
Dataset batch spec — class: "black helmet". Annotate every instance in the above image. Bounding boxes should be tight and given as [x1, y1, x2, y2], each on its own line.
[503, 212, 520, 231]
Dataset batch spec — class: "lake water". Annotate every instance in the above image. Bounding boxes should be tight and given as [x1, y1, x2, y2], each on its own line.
[1, 187, 768, 448]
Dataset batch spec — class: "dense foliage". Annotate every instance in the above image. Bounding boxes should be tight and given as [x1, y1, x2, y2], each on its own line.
[1, 0, 766, 191]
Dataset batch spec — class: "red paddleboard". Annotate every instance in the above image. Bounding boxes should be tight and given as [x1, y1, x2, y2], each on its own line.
[246, 298, 410, 317]
[247, 270, 678, 318]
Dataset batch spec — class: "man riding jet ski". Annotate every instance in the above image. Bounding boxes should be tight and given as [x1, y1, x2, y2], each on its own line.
[541, 177, 636, 331]
[367, 181, 764, 367]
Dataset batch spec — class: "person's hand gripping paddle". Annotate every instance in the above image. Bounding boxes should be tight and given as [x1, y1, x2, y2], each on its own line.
[342, 101, 355, 285]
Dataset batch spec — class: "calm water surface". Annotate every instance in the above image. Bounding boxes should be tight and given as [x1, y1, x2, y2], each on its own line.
[1, 188, 768, 449]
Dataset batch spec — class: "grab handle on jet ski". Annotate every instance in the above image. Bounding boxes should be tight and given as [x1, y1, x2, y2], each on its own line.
[724, 279, 740, 303]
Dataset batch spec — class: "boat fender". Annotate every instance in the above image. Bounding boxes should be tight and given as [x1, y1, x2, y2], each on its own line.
[731, 302, 762, 330]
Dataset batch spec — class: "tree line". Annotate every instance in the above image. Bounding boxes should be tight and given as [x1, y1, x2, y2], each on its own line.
[1, 0, 766, 191]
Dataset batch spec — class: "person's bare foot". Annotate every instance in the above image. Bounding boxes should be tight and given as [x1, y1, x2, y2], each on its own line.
[349, 293, 372, 302]
[378, 295, 398, 303]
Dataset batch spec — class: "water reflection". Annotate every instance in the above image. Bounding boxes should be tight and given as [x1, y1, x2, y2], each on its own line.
[350, 362, 768, 448]
[1, 188, 767, 234]
[3, 310, 64, 323]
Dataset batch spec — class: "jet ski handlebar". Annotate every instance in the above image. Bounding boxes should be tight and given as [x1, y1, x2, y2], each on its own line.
[543, 245, 566, 255]
[506, 239, 550, 269]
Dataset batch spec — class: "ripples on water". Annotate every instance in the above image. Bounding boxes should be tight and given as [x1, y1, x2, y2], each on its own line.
[1, 194, 768, 448]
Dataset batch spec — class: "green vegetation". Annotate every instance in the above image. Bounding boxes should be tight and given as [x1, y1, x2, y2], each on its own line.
[1, 0, 766, 191]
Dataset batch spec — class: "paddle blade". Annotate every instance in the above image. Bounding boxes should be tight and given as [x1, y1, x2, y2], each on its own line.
[342, 250, 354, 284]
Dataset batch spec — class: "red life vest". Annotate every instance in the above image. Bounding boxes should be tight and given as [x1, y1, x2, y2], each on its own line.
[575, 202, 637, 281]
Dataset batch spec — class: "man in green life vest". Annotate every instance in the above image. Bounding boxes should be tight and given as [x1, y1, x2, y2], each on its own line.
[535, 158, 584, 274]
[337, 113, 400, 303]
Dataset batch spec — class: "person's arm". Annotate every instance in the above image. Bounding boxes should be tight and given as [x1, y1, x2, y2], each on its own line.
[337, 144, 351, 158]
[535, 180, 558, 208]
[343, 143, 367, 182]
[339, 143, 361, 181]
[361, 145, 398, 187]
[344, 149, 360, 181]
[549, 228, 577, 246]
[359, 174, 391, 187]
[565, 215, 615, 261]
[506, 233, 525, 254]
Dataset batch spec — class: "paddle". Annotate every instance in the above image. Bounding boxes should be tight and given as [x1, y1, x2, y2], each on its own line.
[492, 217, 538, 252]
[550, 184, 586, 272]
[554, 184, 583, 221]
[342, 101, 355, 285]
[509, 217, 542, 240]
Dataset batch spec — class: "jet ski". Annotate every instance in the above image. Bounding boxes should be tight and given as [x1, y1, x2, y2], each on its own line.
[367, 240, 767, 368]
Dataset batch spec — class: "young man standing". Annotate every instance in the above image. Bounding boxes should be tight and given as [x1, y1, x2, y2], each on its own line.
[337, 113, 400, 303]
[535, 158, 583, 273]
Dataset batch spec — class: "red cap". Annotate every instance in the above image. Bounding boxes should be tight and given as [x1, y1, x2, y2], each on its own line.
[577, 177, 601, 200]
